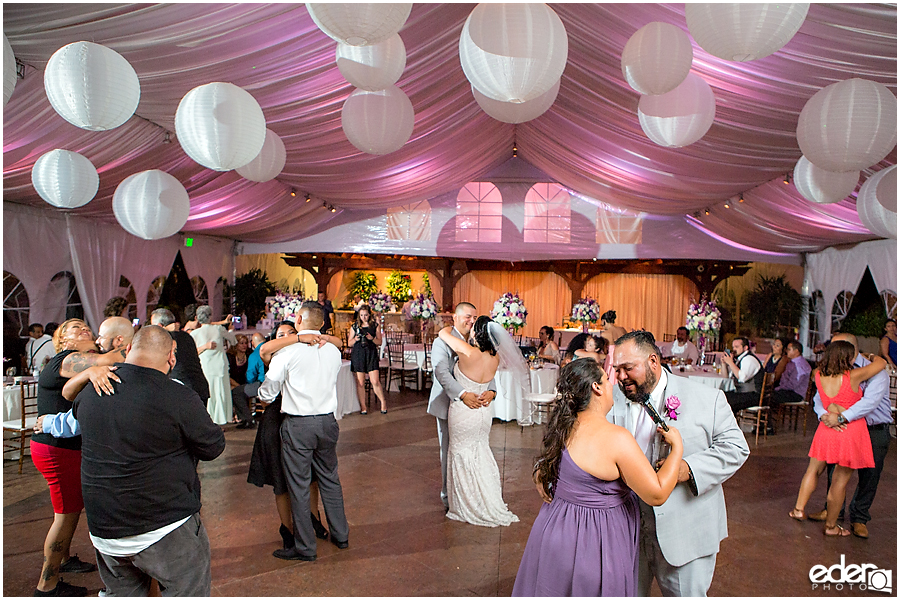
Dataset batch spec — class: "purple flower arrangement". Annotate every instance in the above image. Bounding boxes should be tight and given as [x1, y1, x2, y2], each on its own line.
[571, 297, 601, 323]
[491, 292, 527, 332]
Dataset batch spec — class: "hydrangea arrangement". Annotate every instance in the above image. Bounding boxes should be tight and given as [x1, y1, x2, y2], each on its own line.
[266, 292, 308, 321]
[685, 295, 722, 332]
[571, 297, 601, 323]
[491, 292, 528, 332]
[367, 292, 393, 313]
[408, 293, 439, 320]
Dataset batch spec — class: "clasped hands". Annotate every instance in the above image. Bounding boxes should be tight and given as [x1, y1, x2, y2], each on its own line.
[820, 403, 847, 431]
[461, 390, 495, 409]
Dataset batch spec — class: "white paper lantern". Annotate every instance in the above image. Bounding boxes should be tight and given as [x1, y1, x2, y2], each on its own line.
[175, 82, 267, 172]
[459, 3, 568, 104]
[621, 22, 693, 96]
[856, 165, 897, 239]
[4, 34, 17, 107]
[113, 170, 191, 240]
[31, 149, 99, 209]
[875, 165, 897, 213]
[43, 41, 140, 131]
[472, 79, 560, 124]
[306, 3, 411, 46]
[793, 156, 859, 205]
[236, 129, 287, 182]
[797, 79, 897, 173]
[685, 3, 809, 62]
[638, 73, 716, 148]
[336, 34, 406, 91]
[341, 85, 414, 155]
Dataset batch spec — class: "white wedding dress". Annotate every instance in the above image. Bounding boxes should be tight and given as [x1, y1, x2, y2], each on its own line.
[446, 364, 519, 527]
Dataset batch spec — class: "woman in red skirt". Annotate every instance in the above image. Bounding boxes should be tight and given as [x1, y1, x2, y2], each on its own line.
[789, 341, 886, 536]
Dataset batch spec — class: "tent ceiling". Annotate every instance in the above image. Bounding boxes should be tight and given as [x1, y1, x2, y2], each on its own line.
[2, 3, 896, 253]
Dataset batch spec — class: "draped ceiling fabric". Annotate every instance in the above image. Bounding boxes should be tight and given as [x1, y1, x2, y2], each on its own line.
[2, 3, 896, 260]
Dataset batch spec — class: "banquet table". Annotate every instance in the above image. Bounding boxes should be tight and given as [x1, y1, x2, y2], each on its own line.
[669, 367, 735, 392]
[335, 360, 361, 419]
[492, 364, 560, 425]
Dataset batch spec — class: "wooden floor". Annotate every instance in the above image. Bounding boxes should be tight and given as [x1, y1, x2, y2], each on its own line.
[3, 388, 896, 596]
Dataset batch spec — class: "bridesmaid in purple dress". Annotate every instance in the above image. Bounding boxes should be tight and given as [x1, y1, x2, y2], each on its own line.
[512, 359, 684, 597]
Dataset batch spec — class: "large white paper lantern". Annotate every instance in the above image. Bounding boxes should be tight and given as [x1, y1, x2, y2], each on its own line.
[236, 129, 287, 182]
[856, 165, 897, 239]
[336, 34, 406, 91]
[459, 3, 568, 104]
[638, 73, 716, 147]
[175, 82, 267, 172]
[874, 165, 897, 213]
[4, 34, 16, 107]
[306, 3, 411, 46]
[472, 79, 560, 124]
[793, 156, 859, 205]
[685, 3, 809, 62]
[341, 85, 414, 155]
[113, 170, 191, 240]
[31, 149, 99, 209]
[621, 22, 693, 96]
[797, 78, 897, 173]
[44, 41, 140, 131]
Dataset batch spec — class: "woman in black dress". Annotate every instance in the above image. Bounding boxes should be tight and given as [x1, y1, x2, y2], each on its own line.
[349, 305, 388, 414]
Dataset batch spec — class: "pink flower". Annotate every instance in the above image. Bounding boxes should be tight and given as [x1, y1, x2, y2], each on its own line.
[664, 395, 681, 421]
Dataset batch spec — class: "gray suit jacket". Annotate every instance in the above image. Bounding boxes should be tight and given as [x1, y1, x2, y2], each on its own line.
[427, 328, 496, 421]
[609, 373, 750, 567]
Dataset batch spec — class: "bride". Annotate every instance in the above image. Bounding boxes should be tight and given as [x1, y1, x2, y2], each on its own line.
[438, 316, 527, 527]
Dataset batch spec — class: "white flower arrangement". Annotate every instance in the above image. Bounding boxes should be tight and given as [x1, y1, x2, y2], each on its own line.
[571, 298, 601, 323]
[685, 296, 722, 333]
[491, 292, 528, 332]
[367, 292, 393, 313]
[409, 293, 439, 320]
[266, 292, 310, 322]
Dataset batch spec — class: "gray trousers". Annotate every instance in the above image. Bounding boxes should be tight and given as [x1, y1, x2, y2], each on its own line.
[231, 381, 261, 422]
[437, 416, 449, 508]
[95, 512, 211, 597]
[638, 503, 716, 597]
[281, 414, 349, 557]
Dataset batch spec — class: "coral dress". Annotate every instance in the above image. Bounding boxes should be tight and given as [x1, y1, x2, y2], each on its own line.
[808, 372, 874, 469]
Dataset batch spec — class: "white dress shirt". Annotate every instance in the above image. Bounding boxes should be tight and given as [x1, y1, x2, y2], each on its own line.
[670, 340, 699, 364]
[257, 330, 342, 416]
[733, 351, 761, 383]
[627, 368, 669, 459]
[25, 334, 55, 373]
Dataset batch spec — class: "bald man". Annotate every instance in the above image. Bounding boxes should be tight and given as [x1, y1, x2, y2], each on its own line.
[74, 325, 225, 595]
[150, 308, 210, 404]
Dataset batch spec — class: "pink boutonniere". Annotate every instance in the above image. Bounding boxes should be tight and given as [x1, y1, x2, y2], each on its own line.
[664, 395, 681, 421]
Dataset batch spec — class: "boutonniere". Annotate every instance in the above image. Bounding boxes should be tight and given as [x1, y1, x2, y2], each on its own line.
[664, 395, 681, 420]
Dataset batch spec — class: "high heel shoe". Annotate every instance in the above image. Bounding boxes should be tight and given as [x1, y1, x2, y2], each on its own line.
[311, 511, 329, 540]
[279, 523, 294, 549]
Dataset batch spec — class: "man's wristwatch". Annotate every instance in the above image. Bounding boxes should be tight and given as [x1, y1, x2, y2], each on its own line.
[837, 414, 848, 426]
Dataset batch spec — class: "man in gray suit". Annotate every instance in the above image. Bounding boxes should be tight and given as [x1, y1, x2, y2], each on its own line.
[609, 331, 749, 596]
[427, 302, 497, 512]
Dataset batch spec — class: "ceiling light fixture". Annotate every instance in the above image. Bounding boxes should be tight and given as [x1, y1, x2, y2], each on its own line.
[290, 188, 296, 197]
[738, 193, 744, 203]
[783, 173, 790, 185]
[704, 208, 710, 215]
[330, 205, 337, 213]
[163, 132, 171, 144]
[724, 201, 730, 209]
[305, 194, 311, 203]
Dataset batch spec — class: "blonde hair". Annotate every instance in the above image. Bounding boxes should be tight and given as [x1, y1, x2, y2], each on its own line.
[52, 318, 90, 353]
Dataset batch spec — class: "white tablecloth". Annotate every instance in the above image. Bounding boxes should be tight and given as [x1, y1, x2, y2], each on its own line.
[492, 365, 560, 424]
[335, 360, 361, 419]
[4, 386, 22, 421]
[670, 368, 735, 392]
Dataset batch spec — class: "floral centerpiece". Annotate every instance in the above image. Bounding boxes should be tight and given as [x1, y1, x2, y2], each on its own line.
[367, 292, 393, 314]
[685, 295, 722, 361]
[491, 292, 528, 333]
[571, 297, 601, 332]
[266, 292, 308, 322]
[409, 293, 439, 337]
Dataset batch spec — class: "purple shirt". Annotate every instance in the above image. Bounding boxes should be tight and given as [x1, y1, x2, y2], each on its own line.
[776, 355, 811, 397]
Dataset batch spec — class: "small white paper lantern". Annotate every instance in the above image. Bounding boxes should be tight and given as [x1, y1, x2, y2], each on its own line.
[113, 170, 191, 240]
[472, 79, 560, 124]
[31, 149, 99, 209]
[797, 78, 897, 173]
[4, 34, 17, 107]
[793, 156, 859, 205]
[336, 34, 406, 91]
[621, 22, 693, 96]
[341, 85, 414, 155]
[685, 3, 809, 62]
[236, 129, 287, 182]
[459, 3, 568, 104]
[175, 82, 267, 172]
[43, 41, 140, 131]
[306, 3, 411, 46]
[874, 165, 897, 213]
[638, 73, 716, 148]
[856, 165, 897, 239]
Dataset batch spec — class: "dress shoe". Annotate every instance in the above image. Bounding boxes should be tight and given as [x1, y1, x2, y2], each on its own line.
[807, 509, 828, 522]
[851, 523, 869, 539]
[236, 420, 255, 429]
[272, 547, 316, 561]
[279, 524, 294, 549]
[311, 512, 329, 540]
[59, 555, 97, 573]
[330, 537, 349, 549]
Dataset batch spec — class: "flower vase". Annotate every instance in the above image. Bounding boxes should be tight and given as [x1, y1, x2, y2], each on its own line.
[582, 321, 590, 333]
[697, 335, 707, 365]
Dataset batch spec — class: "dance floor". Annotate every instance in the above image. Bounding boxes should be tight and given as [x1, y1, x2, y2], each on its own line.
[3, 388, 896, 597]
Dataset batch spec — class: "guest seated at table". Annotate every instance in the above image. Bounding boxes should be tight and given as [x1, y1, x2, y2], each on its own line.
[722, 337, 764, 413]
[668, 327, 699, 365]
[763, 337, 791, 384]
[536, 326, 561, 364]
[880, 319, 896, 370]
[770, 340, 811, 412]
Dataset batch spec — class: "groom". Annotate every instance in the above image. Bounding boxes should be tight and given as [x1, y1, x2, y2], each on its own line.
[609, 331, 749, 597]
[427, 301, 497, 512]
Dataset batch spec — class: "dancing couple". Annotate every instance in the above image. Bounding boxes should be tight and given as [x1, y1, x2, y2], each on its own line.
[427, 302, 527, 527]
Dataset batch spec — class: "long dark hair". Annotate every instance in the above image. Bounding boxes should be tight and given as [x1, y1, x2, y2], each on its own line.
[567, 332, 591, 353]
[534, 359, 604, 500]
[473, 316, 497, 356]
[818, 340, 856, 377]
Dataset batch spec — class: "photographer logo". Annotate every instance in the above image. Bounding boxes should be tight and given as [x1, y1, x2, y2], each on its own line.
[809, 555, 892, 593]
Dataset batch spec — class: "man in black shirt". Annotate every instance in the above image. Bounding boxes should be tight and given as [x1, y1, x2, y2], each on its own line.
[317, 291, 335, 334]
[150, 308, 211, 403]
[73, 325, 225, 596]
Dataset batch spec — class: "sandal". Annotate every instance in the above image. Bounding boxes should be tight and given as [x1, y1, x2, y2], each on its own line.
[789, 508, 806, 521]
[824, 524, 851, 537]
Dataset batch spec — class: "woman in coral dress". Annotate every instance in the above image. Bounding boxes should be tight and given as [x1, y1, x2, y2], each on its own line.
[789, 341, 885, 536]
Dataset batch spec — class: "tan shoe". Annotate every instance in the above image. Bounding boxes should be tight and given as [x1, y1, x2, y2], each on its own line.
[852, 523, 869, 539]
[807, 509, 828, 521]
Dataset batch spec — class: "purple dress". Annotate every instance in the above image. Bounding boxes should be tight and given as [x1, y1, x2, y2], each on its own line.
[512, 449, 640, 597]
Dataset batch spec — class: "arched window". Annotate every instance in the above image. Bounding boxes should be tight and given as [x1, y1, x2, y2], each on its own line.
[807, 290, 825, 348]
[524, 183, 571, 243]
[215, 277, 229, 319]
[191, 276, 208, 306]
[3, 271, 30, 337]
[596, 204, 643, 244]
[881, 289, 897, 320]
[146, 276, 166, 318]
[387, 200, 432, 241]
[118, 276, 138, 321]
[456, 182, 502, 243]
[50, 271, 85, 321]
[831, 290, 854, 332]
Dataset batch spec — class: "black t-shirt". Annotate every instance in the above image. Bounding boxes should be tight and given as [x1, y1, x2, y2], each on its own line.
[170, 329, 210, 402]
[32, 349, 80, 451]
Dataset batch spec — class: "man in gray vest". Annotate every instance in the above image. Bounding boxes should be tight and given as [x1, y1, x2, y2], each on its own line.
[722, 337, 764, 413]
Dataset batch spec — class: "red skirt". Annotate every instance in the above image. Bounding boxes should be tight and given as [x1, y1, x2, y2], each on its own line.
[808, 419, 874, 470]
[30, 440, 84, 513]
